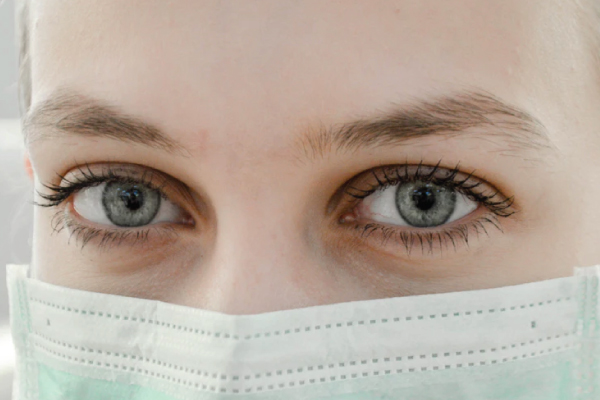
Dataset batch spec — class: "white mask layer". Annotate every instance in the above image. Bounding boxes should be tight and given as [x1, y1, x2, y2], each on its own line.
[6, 263, 600, 399]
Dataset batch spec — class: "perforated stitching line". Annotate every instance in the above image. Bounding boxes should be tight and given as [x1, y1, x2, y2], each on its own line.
[33, 337, 579, 395]
[34, 335, 575, 396]
[33, 329, 578, 392]
[574, 273, 599, 398]
[18, 279, 36, 399]
[30, 296, 572, 341]
[591, 276, 600, 397]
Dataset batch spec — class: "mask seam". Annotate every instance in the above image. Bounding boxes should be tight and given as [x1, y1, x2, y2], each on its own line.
[574, 269, 599, 399]
[16, 276, 37, 399]
[588, 272, 599, 398]
[29, 329, 578, 394]
[28, 295, 572, 341]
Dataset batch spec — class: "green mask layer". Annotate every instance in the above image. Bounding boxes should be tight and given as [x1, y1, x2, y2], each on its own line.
[7, 264, 600, 399]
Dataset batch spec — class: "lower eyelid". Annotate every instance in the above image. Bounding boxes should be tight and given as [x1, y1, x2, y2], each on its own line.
[70, 189, 193, 228]
[355, 184, 480, 228]
[354, 200, 484, 232]
[56, 206, 180, 251]
[342, 212, 504, 257]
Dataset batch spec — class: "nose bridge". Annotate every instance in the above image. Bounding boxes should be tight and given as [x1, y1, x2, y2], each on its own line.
[181, 162, 328, 314]
[218, 199, 304, 269]
[204, 205, 318, 315]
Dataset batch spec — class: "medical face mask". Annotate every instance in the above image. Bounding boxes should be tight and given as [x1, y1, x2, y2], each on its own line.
[6, 263, 600, 400]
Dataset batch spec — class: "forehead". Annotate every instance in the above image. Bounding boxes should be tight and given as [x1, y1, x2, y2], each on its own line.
[28, 0, 581, 148]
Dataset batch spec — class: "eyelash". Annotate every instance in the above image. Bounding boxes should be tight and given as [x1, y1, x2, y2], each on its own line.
[34, 161, 517, 254]
[340, 160, 517, 255]
[34, 164, 179, 250]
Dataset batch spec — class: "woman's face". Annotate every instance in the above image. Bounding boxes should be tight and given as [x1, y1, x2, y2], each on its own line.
[24, 0, 600, 314]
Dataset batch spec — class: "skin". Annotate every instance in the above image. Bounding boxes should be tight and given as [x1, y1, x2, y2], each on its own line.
[23, 0, 600, 314]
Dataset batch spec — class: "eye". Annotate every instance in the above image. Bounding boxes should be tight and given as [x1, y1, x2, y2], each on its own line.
[358, 180, 478, 228]
[73, 181, 183, 227]
[34, 163, 195, 249]
[339, 162, 517, 255]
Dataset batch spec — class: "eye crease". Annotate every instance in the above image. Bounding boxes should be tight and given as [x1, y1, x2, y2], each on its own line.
[32, 160, 517, 255]
[338, 161, 517, 255]
[33, 163, 194, 250]
[73, 181, 182, 227]
[358, 181, 478, 227]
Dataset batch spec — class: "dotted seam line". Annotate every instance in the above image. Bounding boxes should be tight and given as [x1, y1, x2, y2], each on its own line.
[33, 338, 578, 395]
[30, 296, 572, 341]
[33, 330, 577, 387]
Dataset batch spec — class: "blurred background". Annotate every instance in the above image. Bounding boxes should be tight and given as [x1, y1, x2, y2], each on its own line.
[1, 0, 33, 398]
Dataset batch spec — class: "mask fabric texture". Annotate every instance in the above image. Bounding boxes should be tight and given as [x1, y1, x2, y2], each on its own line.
[6, 263, 600, 400]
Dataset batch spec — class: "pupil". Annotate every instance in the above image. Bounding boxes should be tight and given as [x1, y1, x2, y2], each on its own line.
[411, 186, 436, 211]
[118, 186, 144, 211]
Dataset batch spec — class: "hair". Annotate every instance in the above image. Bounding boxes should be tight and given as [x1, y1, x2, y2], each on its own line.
[16, 0, 31, 118]
[14, 0, 600, 120]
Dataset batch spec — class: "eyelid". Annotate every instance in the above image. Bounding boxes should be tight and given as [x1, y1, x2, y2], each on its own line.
[356, 185, 479, 227]
[36, 163, 196, 213]
[34, 163, 197, 250]
[335, 161, 517, 256]
[344, 161, 461, 199]
[342, 162, 516, 219]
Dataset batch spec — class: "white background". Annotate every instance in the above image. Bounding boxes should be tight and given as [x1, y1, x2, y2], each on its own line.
[1, 0, 31, 398]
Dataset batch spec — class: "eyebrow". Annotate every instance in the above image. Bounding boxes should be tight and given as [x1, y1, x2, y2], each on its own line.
[23, 90, 190, 156]
[298, 89, 555, 162]
[25, 89, 553, 163]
